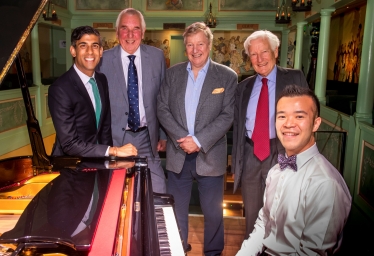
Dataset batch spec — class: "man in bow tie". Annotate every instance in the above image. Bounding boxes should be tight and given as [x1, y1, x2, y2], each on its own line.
[236, 85, 352, 256]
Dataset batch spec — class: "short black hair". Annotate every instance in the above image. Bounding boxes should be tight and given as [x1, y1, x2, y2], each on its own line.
[71, 26, 101, 47]
[276, 85, 320, 117]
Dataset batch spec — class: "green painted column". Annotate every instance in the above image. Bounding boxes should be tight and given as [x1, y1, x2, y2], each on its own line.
[280, 29, 289, 67]
[355, 0, 374, 123]
[31, 23, 41, 86]
[294, 22, 307, 70]
[65, 28, 72, 70]
[314, 8, 335, 105]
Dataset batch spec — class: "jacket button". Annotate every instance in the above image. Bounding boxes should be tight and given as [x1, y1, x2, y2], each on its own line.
[122, 128, 125, 131]
[125, 112, 128, 115]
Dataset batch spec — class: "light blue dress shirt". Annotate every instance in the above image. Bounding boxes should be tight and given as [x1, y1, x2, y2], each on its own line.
[185, 60, 210, 148]
[245, 65, 277, 139]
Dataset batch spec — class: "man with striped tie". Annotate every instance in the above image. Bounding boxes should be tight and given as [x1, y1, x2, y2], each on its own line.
[49, 26, 137, 158]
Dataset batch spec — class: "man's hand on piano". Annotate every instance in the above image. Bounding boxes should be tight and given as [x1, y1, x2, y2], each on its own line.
[108, 160, 135, 169]
[115, 143, 138, 157]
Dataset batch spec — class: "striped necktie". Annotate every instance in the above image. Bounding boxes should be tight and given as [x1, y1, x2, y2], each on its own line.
[89, 78, 101, 128]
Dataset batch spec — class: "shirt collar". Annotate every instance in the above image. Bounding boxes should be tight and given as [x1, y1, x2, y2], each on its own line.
[285, 143, 320, 171]
[73, 64, 95, 85]
[257, 65, 277, 84]
[187, 58, 210, 74]
[121, 47, 141, 59]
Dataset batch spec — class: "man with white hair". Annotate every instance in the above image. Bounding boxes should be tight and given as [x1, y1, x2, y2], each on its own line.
[98, 8, 167, 193]
[231, 30, 309, 237]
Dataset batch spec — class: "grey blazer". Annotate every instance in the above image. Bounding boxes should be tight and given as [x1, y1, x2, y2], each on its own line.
[97, 44, 166, 156]
[231, 66, 309, 192]
[157, 60, 237, 176]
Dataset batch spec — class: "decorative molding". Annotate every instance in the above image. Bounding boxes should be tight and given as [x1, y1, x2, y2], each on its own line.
[93, 23, 114, 29]
[236, 24, 259, 30]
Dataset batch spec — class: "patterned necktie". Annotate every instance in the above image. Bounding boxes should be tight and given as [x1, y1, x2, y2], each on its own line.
[89, 78, 101, 128]
[278, 154, 297, 172]
[127, 55, 140, 132]
[252, 78, 270, 161]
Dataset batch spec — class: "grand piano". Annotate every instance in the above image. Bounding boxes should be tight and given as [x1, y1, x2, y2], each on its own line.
[0, 1, 184, 255]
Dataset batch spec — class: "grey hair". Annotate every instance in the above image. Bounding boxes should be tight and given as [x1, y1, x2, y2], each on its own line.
[183, 22, 213, 45]
[115, 8, 146, 33]
[243, 30, 280, 55]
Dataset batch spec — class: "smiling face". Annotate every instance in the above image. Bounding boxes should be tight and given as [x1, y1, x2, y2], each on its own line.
[116, 13, 144, 54]
[185, 31, 211, 72]
[276, 95, 321, 156]
[248, 37, 278, 77]
[70, 34, 103, 77]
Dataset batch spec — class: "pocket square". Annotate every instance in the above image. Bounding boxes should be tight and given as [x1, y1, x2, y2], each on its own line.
[212, 88, 225, 94]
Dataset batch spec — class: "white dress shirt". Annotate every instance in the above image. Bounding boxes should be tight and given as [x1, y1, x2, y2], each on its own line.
[74, 64, 99, 111]
[236, 144, 352, 256]
[120, 47, 147, 128]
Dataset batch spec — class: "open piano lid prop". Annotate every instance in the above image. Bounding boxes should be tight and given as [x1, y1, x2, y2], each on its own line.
[0, 0, 51, 197]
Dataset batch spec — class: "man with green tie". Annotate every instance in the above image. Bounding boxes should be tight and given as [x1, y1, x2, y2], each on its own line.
[48, 26, 137, 158]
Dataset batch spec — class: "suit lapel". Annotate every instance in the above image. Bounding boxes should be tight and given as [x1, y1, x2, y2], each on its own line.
[112, 45, 128, 106]
[196, 60, 219, 116]
[70, 67, 97, 127]
[275, 66, 288, 97]
[242, 77, 255, 120]
[140, 45, 151, 108]
[177, 63, 189, 129]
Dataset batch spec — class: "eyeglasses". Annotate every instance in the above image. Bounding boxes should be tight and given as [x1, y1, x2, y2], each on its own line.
[249, 50, 271, 59]
[120, 27, 142, 35]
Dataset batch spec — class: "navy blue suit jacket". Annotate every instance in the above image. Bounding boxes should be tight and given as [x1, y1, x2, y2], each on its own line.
[48, 66, 112, 157]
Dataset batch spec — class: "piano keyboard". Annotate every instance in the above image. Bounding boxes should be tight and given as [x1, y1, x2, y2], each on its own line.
[155, 206, 185, 256]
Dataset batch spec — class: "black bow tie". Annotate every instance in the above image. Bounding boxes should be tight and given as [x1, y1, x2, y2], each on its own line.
[278, 154, 297, 172]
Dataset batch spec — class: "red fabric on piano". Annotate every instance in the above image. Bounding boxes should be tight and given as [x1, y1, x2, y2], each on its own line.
[89, 169, 127, 256]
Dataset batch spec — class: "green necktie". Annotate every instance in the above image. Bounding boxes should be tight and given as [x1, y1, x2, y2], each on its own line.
[89, 78, 101, 128]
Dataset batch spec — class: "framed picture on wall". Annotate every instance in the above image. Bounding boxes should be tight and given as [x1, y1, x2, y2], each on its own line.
[219, 0, 277, 11]
[76, 0, 131, 10]
[146, 0, 203, 11]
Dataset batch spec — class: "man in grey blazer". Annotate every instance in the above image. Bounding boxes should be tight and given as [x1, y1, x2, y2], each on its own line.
[157, 22, 237, 255]
[98, 8, 167, 193]
[231, 30, 309, 238]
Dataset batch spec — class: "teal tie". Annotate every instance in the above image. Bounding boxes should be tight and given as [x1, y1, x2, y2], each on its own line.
[89, 78, 101, 128]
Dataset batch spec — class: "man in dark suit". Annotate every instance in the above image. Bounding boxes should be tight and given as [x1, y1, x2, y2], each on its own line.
[98, 8, 167, 193]
[48, 26, 137, 158]
[231, 30, 309, 238]
[157, 22, 237, 255]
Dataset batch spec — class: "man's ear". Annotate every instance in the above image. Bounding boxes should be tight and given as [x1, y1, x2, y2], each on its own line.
[313, 117, 322, 132]
[99, 46, 103, 58]
[274, 47, 279, 59]
[70, 46, 76, 58]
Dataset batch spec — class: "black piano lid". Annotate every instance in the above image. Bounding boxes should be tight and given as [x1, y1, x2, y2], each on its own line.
[0, 167, 110, 251]
[0, 0, 47, 84]
[0, 157, 139, 252]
